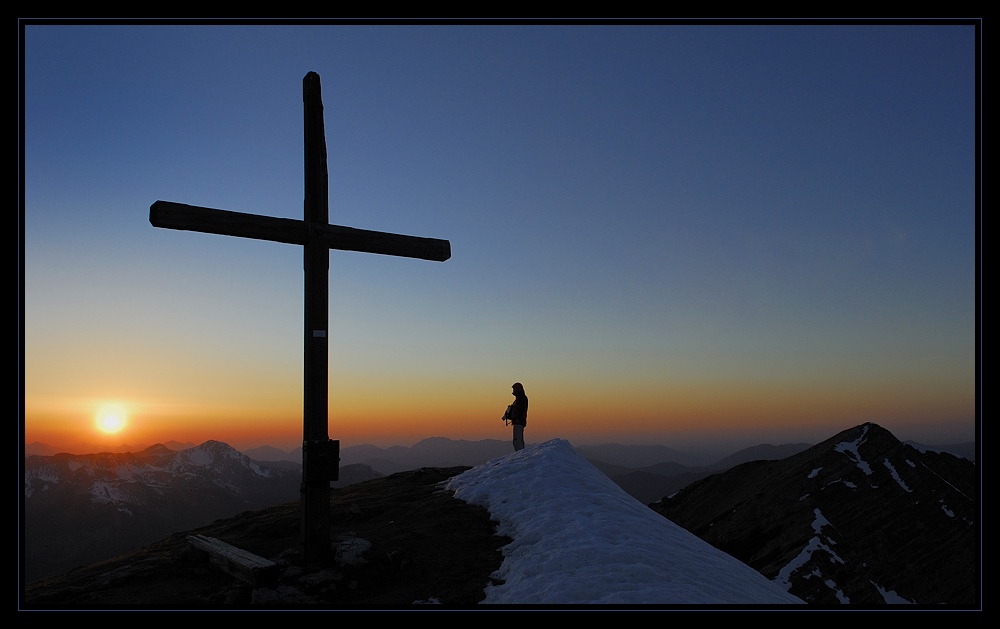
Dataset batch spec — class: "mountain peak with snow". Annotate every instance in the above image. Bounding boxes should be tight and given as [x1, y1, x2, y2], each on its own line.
[653, 422, 978, 605]
[446, 438, 804, 605]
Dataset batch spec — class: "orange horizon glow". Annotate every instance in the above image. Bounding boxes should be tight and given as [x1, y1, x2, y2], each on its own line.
[22, 26, 977, 472]
[23, 372, 976, 455]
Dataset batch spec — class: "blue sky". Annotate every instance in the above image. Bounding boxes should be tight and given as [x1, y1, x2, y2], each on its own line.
[21, 21, 979, 453]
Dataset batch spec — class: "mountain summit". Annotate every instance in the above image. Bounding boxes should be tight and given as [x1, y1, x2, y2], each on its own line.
[652, 422, 978, 605]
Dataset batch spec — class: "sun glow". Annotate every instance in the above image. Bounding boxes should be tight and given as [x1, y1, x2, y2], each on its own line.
[95, 404, 128, 434]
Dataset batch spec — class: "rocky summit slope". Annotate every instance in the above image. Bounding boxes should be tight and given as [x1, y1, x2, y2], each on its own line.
[652, 423, 979, 606]
[22, 467, 509, 609]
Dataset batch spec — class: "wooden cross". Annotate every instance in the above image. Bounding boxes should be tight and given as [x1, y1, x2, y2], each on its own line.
[149, 72, 451, 564]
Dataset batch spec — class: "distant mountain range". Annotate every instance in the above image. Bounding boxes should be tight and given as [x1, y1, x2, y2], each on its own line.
[652, 423, 978, 605]
[242, 435, 974, 506]
[242, 439, 812, 505]
[22, 441, 302, 583]
[21, 422, 978, 606]
[24, 440, 198, 457]
[22, 428, 976, 600]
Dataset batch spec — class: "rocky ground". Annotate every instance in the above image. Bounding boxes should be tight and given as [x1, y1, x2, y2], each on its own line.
[21, 467, 511, 610]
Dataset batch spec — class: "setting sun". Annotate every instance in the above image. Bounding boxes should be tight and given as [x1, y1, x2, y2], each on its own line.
[96, 404, 127, 434]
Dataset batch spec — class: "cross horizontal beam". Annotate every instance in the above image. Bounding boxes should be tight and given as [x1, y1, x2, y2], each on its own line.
[150, 200, 451, 262]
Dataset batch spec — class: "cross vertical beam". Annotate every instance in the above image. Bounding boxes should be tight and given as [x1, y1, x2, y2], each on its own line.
[149, 71, 450, 568]
[301, 71, 333, 564]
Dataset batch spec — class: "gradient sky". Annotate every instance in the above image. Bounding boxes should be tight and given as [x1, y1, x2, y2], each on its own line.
[21, 21, 979, 455]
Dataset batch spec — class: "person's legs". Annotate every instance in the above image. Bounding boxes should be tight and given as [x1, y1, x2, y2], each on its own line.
[513, 424, 525, 451]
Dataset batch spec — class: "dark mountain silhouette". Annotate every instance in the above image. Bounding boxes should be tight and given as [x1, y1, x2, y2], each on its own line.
[22, 467, 507, 608]
[611, 469, 718, 505]
[586, 442, 813, 505]
[243, 437, 959, 508]
[340, 438, 514, 474]
[904, 439, 976, 463]
[332, 463, 383, 487]
[304, 438, 817, 504]
[24, 442, 64, 457]
[25, 440, 198, 457]
[711, 442, 814, 469]
[241, 438, 516, 473]
[574, 442, 715, 468]
[651, 422, 978, 605]
[23, 441, 302, 583]
[241, 444, 297, 462]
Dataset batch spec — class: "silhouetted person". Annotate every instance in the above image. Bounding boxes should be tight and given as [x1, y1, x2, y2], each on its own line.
[505, 382, 528, 451]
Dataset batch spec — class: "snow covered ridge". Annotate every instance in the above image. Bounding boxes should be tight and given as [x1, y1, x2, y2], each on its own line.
[446, 438, 805, 606]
